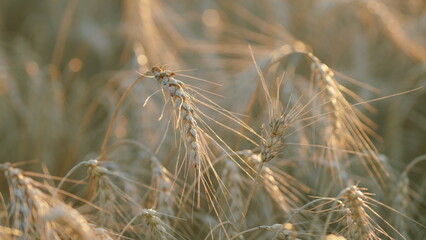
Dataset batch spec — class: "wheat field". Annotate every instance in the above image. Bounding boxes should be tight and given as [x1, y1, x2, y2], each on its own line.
[1, 0, 426, 239]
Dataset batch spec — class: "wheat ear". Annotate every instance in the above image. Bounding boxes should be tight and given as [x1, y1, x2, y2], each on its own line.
[151, 66, 204, 169]
[339, 186, 378, 240]
[120, 208, 176, 240]
[0, 163, 97, 240]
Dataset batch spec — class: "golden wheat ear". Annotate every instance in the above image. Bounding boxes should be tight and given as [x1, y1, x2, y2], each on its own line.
[148, 66, 260, 199]
[335, 185, 412, 240]
[120, 208, 183, 240]
[0, 163, 98, 240]
[82, 160, 141, 234]
[307, 54, 388, 185]
[149, 155, 180, 226]
[150, 67, 205, 171]
[258, 51, 386, 185]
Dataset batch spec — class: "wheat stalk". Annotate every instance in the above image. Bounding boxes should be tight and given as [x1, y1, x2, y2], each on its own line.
[150, 155, 178, 225]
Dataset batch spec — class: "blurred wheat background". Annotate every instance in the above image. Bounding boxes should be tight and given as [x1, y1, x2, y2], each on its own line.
[0, 0, 425, 239]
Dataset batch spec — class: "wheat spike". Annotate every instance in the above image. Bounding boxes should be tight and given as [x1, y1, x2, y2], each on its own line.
[151, 66, 205, 170]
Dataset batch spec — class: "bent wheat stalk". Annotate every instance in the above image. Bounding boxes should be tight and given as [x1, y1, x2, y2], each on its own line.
[100, 75, 146, 161]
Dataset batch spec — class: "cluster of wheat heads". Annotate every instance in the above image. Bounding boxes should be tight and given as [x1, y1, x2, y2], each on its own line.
[1, 0, 426, 239]
[1, 49, 425, 240]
